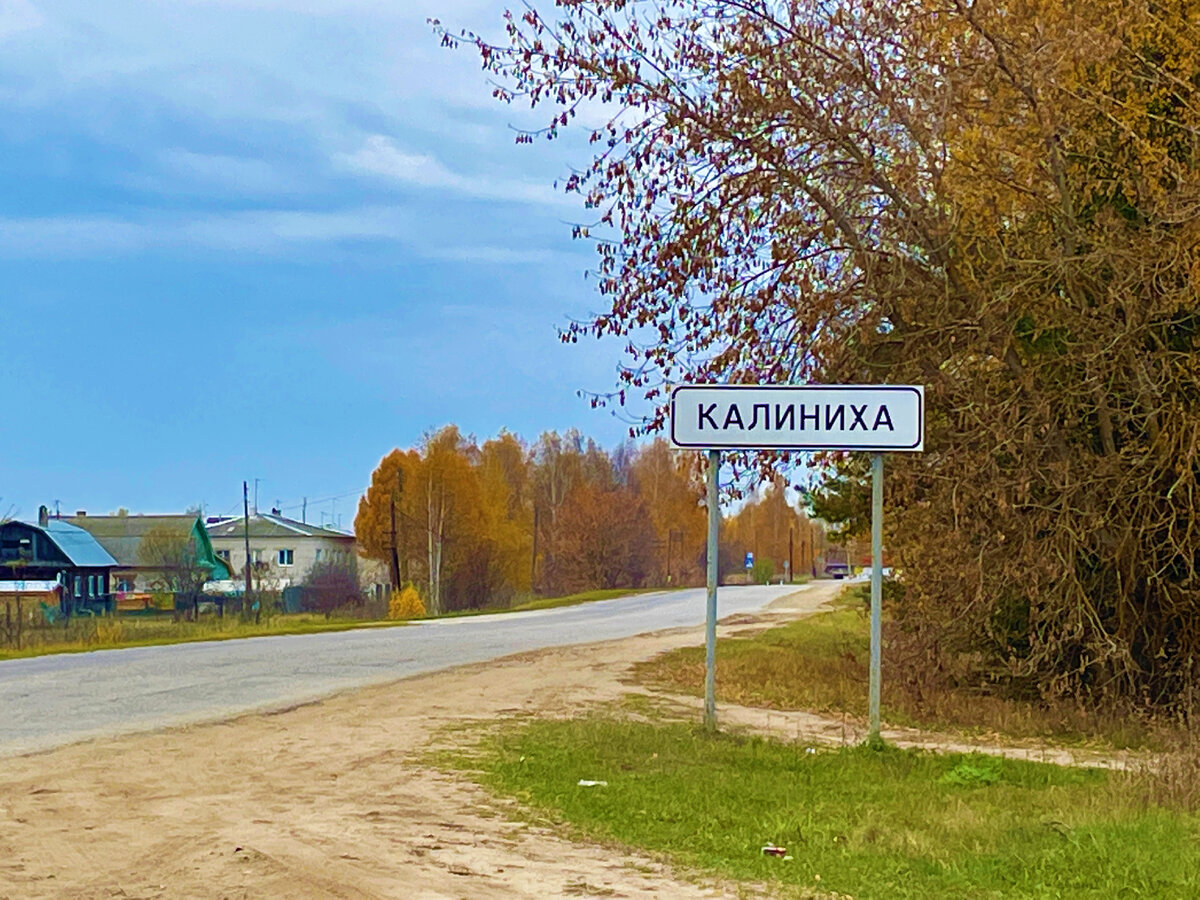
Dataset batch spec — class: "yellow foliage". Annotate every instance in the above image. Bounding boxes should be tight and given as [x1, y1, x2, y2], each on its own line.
[388, 585, 426, 620]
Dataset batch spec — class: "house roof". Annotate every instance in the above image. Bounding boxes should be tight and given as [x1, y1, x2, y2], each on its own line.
[65, 515, 198, 568]
[39, 520, 119, 568]
[205, 512, 354, 542]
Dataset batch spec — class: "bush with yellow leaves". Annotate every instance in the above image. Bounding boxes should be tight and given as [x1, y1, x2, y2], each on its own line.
[388, 585, 426, 620]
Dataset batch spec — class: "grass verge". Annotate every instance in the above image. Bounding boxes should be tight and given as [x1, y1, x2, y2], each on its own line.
[452, 715, 1200, 899]
[509, 587, 670, 613]
[635, 589, 1163, 749]
[0, 613, 412, 661]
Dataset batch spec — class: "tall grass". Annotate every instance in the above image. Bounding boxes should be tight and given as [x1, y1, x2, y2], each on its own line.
[635, 598, 1167, 748]
[0, 612, 409, 661]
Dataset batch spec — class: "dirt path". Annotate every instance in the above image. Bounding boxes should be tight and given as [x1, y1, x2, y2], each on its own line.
[0, 587, 835, 899]
[0, 582, 1135, 898]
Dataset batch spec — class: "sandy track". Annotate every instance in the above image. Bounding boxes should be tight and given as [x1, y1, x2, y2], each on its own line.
[0, 585, 836, 900]
[2, 580, 1144, 898]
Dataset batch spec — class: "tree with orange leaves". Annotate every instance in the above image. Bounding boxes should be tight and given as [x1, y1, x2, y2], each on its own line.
[448, 0, 1200, 707]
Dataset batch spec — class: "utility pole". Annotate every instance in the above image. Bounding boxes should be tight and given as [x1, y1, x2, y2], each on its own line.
[665, 529, 672, 585]
[788, 526, 794, 584]
[531, 504, 540, 592]
[243, 481, 252, 598]
[302, 497, 307, 524]
[390, 469, 403, 590]
[253, 478, 260, 516]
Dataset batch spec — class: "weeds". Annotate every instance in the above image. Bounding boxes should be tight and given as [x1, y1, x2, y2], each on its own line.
[636, 599, 1170, 749]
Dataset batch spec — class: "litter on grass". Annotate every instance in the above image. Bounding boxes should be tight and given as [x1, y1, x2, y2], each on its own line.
[577, 779, 608, 787]
[761, 843, 788, 857]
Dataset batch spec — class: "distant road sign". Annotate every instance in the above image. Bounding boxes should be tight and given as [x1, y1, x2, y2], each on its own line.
[670, 385, 924, 452]
[744, 552, 754, 569]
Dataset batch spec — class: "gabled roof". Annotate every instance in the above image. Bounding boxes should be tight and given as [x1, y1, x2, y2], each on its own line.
[65, 515, 197, 567]
[40, 520, 119, 568]
[205, 512, 354, 542]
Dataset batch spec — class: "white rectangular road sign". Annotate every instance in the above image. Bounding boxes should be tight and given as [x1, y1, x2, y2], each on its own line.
[670, 384, 924, 452]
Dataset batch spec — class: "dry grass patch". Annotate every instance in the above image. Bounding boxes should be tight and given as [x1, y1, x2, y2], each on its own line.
[635, 592, 1170, 749]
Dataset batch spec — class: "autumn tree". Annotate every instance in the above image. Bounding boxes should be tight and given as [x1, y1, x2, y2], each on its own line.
[137, 523, 210, 618]
[628, 438, 706, 584]
[452, 0, 1200, 708]
[302, 557, 361, 618]
[476, 431, 534, 602]
[548, 483, 656, 592]
[529, 429, 585, 589]
[726, 476, 821, 581]
[356, 428, 524, 613]
[355, 448, 422, 591]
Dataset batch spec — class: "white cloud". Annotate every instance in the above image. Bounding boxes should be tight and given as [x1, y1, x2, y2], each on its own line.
[120, 150, 304, 197]
[0, 206, 563, 264]
[0, 207, 411, 256]
[178, 206, 414, 251]
[423, 245, 557, 265]
[337, 135, 567, 207]
[0, 215, 146, 255]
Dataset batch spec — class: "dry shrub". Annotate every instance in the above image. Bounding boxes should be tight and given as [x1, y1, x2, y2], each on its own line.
[388, 585, 426, 620]
[466, 0, 1200, 711]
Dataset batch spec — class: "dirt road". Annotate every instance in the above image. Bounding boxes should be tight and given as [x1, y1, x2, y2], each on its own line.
[0, 585, 838, 899]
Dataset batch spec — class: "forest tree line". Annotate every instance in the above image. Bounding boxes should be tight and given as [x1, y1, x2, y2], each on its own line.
[354, 427, 822, 614]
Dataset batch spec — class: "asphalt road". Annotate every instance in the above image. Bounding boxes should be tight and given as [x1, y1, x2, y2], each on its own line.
[0, 584, 803, 757]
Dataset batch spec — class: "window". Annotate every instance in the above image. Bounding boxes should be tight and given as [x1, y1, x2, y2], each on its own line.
[278, 548, 294, 566]
[315, 549, 322, 561]
[216, 549, 231, 562]
[74, 576, 81, 598]
[117, 578, 134, 592]
[252, 549, 263, 564]
[88, 575, 96, 597]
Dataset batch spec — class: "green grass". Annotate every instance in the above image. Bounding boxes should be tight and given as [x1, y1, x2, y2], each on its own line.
[634, 593, 1162, 748]
[455, 716, 1200, 899]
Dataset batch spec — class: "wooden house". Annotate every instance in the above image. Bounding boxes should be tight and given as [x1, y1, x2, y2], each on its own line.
[0, 508, 118, 615]
[65, 513, 232, 611]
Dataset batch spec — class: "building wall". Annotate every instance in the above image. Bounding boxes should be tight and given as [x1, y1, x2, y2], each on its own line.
[208, 533, 356, 589]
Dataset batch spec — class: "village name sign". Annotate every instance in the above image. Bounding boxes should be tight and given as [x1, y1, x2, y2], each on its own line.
[670, 384, 923, 452]
[670, 383, 925, 742]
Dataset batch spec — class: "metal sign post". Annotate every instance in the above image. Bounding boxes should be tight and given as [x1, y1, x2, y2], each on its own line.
[705, 449, 719, 730]
[671, 384, 924, 740]
[869, 452, 884, 745]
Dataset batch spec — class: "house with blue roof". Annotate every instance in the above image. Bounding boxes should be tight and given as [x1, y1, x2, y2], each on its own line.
[0, 507, 118, 615]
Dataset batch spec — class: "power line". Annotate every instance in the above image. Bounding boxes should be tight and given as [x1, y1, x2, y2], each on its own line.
[273, 488, 367, 514]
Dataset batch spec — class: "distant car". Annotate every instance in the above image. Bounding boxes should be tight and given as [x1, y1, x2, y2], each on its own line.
[824, 548, 851, 579]
[824, 562, 851, 579]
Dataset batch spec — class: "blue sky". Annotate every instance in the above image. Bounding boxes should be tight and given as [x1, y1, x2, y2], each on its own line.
[0, 0, 640, 525]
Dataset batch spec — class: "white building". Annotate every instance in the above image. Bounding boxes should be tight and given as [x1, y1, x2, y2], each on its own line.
[204, 512, 356, 592]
